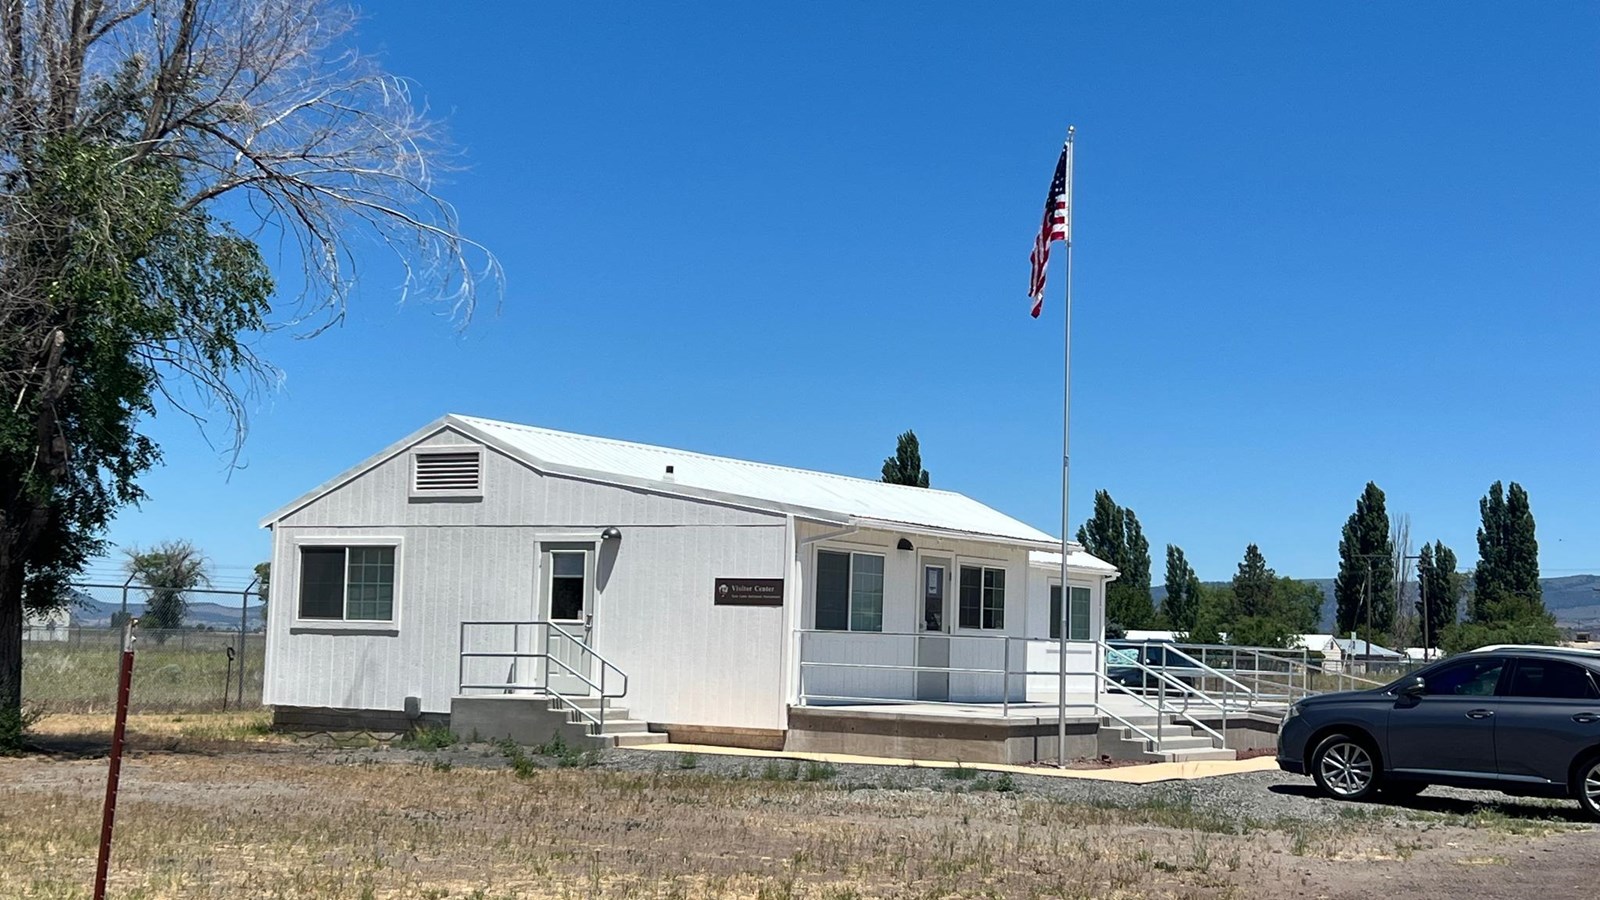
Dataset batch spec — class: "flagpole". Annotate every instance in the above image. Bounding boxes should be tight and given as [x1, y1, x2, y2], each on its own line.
[1056, 125, 1075, 768]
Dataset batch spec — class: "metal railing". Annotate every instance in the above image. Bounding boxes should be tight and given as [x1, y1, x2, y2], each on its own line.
[792, 630, 1399, 755]
[457, 620, 629, 736]
[1107, 640, 1390, 711]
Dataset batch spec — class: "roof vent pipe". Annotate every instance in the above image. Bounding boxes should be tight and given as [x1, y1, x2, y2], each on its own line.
[663, 465, 675, 483]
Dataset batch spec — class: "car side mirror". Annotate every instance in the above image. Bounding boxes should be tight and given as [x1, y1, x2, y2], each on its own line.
[1399, 675, 1426, 697]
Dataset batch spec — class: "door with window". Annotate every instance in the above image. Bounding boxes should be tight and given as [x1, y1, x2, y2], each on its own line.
[540, 545, 595, 696]
[1494, 658, 1600, 782]
[916, 558, 951, 701]
[1386, 655, 1506, 776]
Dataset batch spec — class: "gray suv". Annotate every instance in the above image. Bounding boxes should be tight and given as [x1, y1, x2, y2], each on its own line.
[1276, 646, 1600, 819]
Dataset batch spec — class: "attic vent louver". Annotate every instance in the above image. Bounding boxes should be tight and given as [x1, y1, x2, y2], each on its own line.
[413, 451, 482, 493]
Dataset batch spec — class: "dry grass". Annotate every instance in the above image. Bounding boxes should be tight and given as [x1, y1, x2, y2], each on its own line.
[23, 640, 265, 714]
[0, 713, 1588, 899]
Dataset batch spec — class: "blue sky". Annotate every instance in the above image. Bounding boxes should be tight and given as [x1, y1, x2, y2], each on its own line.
[89, 2, 1599, 590]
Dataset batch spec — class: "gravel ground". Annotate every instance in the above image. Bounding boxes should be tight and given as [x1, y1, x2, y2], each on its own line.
[338, 740, 1596, 831]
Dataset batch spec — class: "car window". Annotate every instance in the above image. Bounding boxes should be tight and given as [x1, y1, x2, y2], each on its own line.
[1421, 658, 1506, 696]
[1505, 660, 1600, 700]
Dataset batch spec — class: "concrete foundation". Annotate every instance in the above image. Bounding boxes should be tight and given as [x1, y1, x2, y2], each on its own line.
[785, 706, 1101, 764]
[448, 695, 599, 747]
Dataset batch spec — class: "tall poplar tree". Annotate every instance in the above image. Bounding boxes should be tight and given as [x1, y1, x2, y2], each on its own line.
[1076, 490, 1153, 629]
[880, 430, 930, 487]
[1472, 481, 1549, 623]
[1334, 482, 1395, 639]
[1162, 544, 1202, 632]
[1415, 541, 1460, 649]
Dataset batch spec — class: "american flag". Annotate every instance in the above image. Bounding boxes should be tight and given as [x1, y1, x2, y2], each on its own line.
[1028, 141, 1072, 317]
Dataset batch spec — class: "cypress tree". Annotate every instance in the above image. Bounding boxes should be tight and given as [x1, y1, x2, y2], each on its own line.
[1334, 482, 1396, 639]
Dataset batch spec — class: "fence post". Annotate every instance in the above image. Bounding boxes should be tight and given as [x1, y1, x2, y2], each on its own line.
[238, 576, 257, 709]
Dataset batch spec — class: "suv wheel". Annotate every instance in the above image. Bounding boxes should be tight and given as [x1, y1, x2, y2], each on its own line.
[1311, 734, 1380, 801]
[1573, 753, 1600, 821]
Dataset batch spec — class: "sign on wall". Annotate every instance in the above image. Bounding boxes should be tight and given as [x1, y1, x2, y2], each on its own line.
[714, 578, 784, 607]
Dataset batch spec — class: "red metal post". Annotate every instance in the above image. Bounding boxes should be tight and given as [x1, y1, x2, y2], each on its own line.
[93, 620, 136, 900]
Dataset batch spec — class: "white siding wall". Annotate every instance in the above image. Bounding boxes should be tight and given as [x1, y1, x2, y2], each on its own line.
[264, 427, 791, 729]
[794, 522, 1035, 704]
[1023, 565, 1107, 699]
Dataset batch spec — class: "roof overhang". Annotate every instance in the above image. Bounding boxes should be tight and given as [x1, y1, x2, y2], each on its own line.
[261, 417, 1060, 554]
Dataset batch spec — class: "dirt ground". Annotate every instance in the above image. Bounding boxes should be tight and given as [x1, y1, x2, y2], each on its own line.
[2, 713, 1597, 899]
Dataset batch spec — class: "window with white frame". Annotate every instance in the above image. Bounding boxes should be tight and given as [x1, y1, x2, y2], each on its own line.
[298, 545, 397, 622]
[958, 565, 1005, 630]
[1050, 584, 1092, 640]
[815, 550, 884, 632]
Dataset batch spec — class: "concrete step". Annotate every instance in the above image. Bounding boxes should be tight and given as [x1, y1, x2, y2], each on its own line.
[583, 718, 649, 733]
[1157, 747, 1237, 762]
[608, 732, 670, 748]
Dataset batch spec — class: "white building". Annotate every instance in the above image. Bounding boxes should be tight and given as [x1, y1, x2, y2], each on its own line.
[22, 606, 70, 641]
[259, 414, 1117, 756]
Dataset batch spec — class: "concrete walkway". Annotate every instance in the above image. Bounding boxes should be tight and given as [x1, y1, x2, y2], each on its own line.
[628, 741, 1281, 784]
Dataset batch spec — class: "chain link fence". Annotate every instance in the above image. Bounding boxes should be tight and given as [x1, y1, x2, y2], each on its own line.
[21, 582, 265, 714]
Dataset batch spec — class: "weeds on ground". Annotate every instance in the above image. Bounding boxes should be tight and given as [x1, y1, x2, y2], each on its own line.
[762, 760, 802, 781]
[676, 752, 700, 770]
[531, 732, 601, 768]
[495, 738, 540, 779]
[399, 724, 458, 751]
[0, 702, 47, 755]
[801, 760, 837, 782]
[941, 762, 978, 782]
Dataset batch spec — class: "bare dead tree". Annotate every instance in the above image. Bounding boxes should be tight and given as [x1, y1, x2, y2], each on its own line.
[1390, 513, 1415, 648]
[0, 0, 500, 740]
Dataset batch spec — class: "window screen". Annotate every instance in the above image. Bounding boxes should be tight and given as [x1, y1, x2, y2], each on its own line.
[1049, 585, 1063, 639]
[982, 568, 1005, 629]
[1069, 586, 1091, 641]
[958, 566, 982, 629]
[298, 548, 346, 619]
[345, 547, 395, 621]
[815, 550, 850, 631]
[849, 554, 884, 632]
[1507, 660, 1600, 700]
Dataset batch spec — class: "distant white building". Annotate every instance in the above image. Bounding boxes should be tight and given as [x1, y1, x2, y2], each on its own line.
[258, 414, 1117, 750]
[1295, 633, 1405, 673]
[22, 606, 70, 641]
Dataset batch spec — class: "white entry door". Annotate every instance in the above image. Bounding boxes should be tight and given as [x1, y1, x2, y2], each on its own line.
[541, 545, 595, 696]
[916, 558, 951, 702]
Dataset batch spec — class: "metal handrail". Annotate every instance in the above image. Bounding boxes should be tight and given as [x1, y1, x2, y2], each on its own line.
[458, 620, 630, 736]
[1097, 641, 1228, 747]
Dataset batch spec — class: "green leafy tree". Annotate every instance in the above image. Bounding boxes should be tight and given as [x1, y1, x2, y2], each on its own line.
[1186, 584, 1233, 645]
[1076, 490, 1153, 630]
[1222, 545, 1314, 648]
[125, 541, 209, 635]
[880, 430, 930, 487]
[255, 560, 271, 625]
[0, 1, 496, 749]
[1334, 482, 1395, 640]
[1162, 544, 1203, 632]
[1271, 577, 1325, 634]
[1414, 541, 1461, 649]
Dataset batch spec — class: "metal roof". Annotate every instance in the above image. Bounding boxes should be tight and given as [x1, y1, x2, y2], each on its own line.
[1027, 549, 1121, 577]
[455, 415, 1059, 546]
[264, 414, 1077, 551]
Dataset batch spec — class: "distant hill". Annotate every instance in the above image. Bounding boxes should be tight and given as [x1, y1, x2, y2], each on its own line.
[1152, 574, 1600, 633]
[70, 596, 265, 630]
